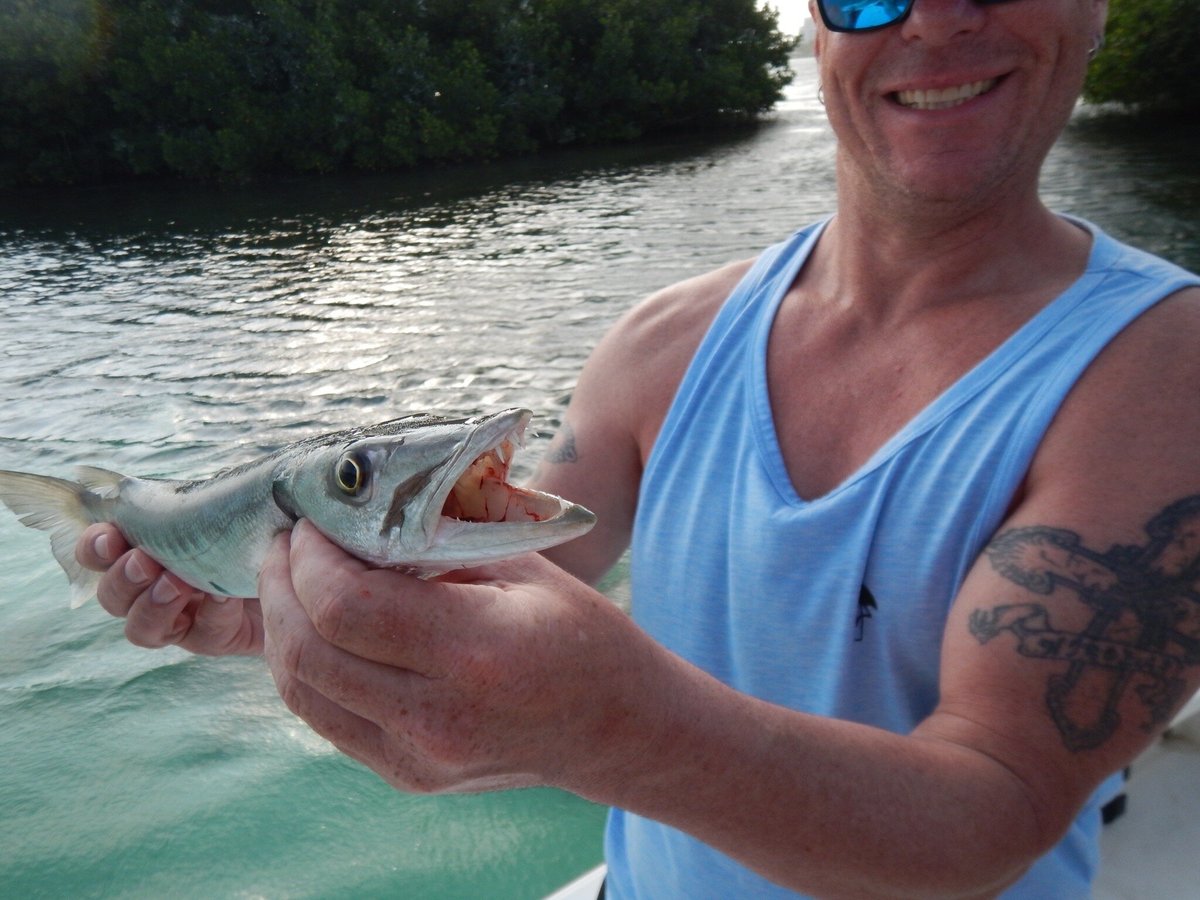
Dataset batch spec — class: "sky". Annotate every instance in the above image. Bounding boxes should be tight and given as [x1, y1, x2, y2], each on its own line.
[764, 1, 809, 36]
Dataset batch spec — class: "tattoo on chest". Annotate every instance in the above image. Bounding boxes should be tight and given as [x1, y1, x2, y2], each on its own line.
[969, 496, 1200, 752]
[545, 423, 579, 464]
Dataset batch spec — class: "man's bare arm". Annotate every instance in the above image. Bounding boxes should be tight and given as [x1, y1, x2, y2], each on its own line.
[560, 290, 1200, 896]
[254, 289, 1200, 899]
[532, 259, 754, 584]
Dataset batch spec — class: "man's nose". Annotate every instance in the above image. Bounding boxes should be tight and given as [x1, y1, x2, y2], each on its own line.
[898, 0, 988, 44]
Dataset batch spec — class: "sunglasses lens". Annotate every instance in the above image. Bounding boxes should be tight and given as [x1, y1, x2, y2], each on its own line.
[819, 0, 914, 32]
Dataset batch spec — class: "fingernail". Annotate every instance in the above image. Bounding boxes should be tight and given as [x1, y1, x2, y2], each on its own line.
[151, 577, 180, 605]
[124, 553, 150, 585]
[94, 533, 112, 562]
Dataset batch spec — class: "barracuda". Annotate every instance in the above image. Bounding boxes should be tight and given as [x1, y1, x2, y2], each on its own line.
[0, 409, 595, 607]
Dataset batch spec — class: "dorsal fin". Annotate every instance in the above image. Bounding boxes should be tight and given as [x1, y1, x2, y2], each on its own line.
[74, 466, 125, 499]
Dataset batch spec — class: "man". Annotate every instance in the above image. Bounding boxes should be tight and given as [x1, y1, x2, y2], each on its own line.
[79, 0, 1200, 896]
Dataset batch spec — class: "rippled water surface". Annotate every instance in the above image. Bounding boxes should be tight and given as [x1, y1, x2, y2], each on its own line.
[1, 57, 1197, 898]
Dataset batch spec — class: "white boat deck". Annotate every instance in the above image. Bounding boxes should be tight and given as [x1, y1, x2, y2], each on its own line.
[1094, 697, 1200, 899]
[548, 696, 1200, 900]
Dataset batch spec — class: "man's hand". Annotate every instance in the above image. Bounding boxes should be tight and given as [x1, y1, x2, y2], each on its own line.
[75, 523, 264, 656]
[258, 518, 668, 795]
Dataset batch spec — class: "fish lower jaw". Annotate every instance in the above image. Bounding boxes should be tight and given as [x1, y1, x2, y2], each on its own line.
[416, 512, 595, 570]
[366, 502, 594, 573]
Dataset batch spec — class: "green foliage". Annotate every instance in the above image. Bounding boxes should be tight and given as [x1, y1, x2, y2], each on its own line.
[1083, 0, 1200, 114]
[0, 0, 115, 184]
[0, 0, 793, 186]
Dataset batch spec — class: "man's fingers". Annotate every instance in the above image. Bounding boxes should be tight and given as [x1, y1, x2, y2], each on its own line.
[76, 523, 127, 572]
[124, 593, 189, 648]
[258, 529, 295, 608]
[76, 523, 182, 624]
[262, 529, 418, 714]
[181, 596, 264, 656]
[284, 519, 483, 671]
[77, 522, 211, 647]
[74, 523, 262, 655]
[93, 546, 158, 618]
[270, 606, 423, 737]
[262, 578, 466, 793]
[265, 667, 398, 780]
[260, 533, 418, 773]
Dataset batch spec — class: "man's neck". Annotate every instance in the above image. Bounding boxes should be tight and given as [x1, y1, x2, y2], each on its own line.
[805, 194, 1092, 325]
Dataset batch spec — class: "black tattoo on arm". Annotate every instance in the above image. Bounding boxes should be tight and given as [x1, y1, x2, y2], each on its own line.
[969, 495, 1200, 752]
[545, 422, 580, 465]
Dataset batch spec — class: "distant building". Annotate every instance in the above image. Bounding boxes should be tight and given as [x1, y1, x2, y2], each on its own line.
[789, 17, 817, 56]
[801, 17, 817, 50]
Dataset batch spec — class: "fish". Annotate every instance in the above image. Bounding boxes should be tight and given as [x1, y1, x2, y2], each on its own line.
[0, 408, 595, 607]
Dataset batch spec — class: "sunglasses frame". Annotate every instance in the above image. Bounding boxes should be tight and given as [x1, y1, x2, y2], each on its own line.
[815, 0, 915, 33]
[815, 0, 1023, 34]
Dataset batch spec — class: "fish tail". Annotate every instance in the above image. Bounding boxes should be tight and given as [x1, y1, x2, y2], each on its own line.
[0, 470, 109, 607]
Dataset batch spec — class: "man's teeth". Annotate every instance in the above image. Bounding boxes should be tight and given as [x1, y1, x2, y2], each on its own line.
[895, 79, 997, 110]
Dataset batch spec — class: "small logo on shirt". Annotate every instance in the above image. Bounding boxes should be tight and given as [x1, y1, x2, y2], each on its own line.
[856, 585, 877, 642]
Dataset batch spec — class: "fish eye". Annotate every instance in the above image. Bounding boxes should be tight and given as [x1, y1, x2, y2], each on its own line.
[334, 453, 367, 495]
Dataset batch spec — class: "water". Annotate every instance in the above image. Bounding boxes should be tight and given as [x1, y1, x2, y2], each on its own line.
[0, 58, 1196, 899]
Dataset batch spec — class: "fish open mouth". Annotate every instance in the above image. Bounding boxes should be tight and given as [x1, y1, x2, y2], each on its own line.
[368, 407, 594, 570]
[438, 414, 567, 525]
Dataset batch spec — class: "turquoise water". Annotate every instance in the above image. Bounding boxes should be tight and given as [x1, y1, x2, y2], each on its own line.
[1, 58, 1197, 898]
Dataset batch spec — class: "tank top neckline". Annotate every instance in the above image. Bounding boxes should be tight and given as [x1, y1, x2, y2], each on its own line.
[748, 216, 1113, 507]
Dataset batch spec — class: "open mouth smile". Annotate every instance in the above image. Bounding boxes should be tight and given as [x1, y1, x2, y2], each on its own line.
[892, 78, 999, 110]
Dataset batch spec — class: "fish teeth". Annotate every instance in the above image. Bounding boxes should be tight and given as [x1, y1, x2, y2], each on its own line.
[895, 78, 997, 110]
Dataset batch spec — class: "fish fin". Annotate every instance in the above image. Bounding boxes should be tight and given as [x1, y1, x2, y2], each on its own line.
[75, 466, 125, 499]
[0, 470, 106, 606]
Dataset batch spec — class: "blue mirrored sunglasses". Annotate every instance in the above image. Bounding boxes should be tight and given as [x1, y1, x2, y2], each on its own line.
[815, 0, 1021, 33]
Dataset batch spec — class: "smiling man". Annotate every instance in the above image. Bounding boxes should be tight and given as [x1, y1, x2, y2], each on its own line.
[79, 0, 1200, 897]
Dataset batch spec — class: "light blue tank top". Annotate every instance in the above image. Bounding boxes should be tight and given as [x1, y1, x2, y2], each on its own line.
[605, 218, 1199, 899]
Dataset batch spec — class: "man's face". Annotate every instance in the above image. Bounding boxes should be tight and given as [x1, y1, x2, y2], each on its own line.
[811, 0, 1108, 211]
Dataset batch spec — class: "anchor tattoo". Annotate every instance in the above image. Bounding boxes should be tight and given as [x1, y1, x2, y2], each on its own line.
[969, 495, 1200, 752]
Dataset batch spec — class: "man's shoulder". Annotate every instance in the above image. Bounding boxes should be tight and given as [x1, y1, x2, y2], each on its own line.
[1072, 224, 1200, 402]
[1027, 282, 1200, 502]
[593, 256, 759, 390]
[612, 222, 824, 353]
[622, 258, 755, 339]
[1105, 283, 1200, 364]
[568, 256, 762, 469]
[1095, 226, 1200, 283]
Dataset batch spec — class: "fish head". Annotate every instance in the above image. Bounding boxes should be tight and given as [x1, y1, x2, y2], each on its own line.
[274, 408, 595, 573]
